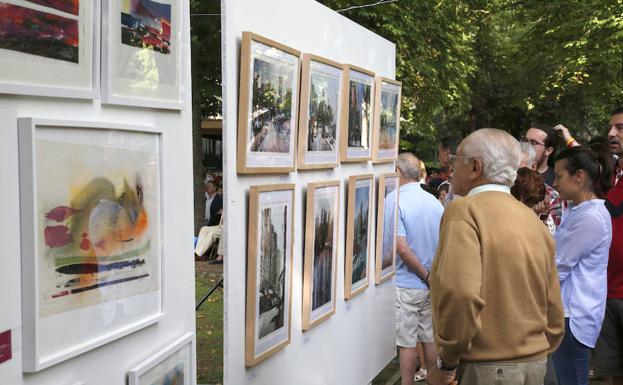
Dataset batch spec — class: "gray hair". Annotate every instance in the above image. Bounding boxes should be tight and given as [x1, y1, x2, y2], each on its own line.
[396, 153, 421, 181]
[461, 128, 521, 186]
[519, 142, 536, 168]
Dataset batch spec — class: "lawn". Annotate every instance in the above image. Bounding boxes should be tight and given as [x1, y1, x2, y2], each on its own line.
[195, 260, 223, 385]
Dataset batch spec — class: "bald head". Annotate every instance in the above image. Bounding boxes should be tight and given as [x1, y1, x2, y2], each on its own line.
[396, 153, 421, 182]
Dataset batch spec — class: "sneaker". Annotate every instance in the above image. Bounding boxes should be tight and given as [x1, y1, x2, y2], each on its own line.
[414, 368, 427, 382]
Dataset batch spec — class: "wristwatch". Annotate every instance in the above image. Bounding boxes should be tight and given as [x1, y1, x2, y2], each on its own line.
[437, 356, 458, 372]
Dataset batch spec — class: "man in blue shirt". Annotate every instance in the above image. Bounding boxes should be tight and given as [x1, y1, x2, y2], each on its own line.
[392, 153, 444, 385]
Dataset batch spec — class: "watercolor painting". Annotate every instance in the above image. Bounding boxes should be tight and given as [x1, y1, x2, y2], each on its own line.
[352, 182, 370, 284]
[0, 3, 79, 63]
[347, 79, 371, 148]
[121, 0, 172, 54]
[311, 188, 336, 310]
[148, 362, 184, 385]
[36, 135, 160, 317]
[25, 0, 79, 15]
[379, 88, 399, 150]
[307, 70, 340, 152]
[381, 177, 398, 270]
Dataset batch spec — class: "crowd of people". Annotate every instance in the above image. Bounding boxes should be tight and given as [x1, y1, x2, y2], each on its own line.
[394, 107, 623, 385]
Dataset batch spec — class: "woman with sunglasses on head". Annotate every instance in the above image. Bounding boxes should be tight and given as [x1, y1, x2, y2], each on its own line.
[551, 145, 613, 385]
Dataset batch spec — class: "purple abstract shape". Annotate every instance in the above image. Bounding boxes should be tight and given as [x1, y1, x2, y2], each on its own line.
[44, 225, 73, 248]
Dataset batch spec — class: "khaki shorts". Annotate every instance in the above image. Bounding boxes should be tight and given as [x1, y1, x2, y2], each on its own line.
[395, 287, 433, 347]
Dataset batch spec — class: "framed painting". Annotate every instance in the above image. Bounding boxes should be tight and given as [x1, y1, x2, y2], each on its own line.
[245, 184, 295, 366]
[237, 32, 301, 174]
[102, 0, 184, 109]
[340, 65, 375, 163]
[128, 332, 196, 385]
[18, 118, 164, 372]
[302, 181, 340, 330]
[372, 77, 402, 163]
[375, 173, 399, 284]
[297, 54, 344, 170]
[0, 0, 99, 99]
[344, 174, 373, 299]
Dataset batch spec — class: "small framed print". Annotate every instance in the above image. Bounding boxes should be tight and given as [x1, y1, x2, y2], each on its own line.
[297, 54, 344, 170]
[344, 174, 373, 299]
[372, 78, 402, 163]
[375, 173, 399, 284]
[18, 118, 164, 372]
[302, 181, 340, 330]
[245, 184, 295, 366]
[237, 32, 301, 174]
[0, 0, 100, 99]
[128, 332, 196, 385]
[340, 65, 375, 163]
[102, 0, 184, 109]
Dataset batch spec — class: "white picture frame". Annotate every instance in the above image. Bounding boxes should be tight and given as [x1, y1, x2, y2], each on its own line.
[102, 0, 184, 109]
[18, 118, 165, 372]
[0, 0, 100, 99]
[128, 332, 196, 385]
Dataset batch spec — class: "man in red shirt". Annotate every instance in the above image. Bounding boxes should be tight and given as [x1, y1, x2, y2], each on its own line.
[594, 106, 623, 385]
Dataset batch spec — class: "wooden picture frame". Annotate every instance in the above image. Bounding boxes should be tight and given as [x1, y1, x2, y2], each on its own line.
[302, 181, 340, 330]
[128, 333, 196, 385]
[237, 32, 301, 174]
[245, 184, 295, 366]
[297, 54, 344, 170]
[339, 65, 375, 163]
[372, 77, 402, 163]
[375, 173, 399, 284]
[344, 174, 374, 299]
[18, 118, 164, 372]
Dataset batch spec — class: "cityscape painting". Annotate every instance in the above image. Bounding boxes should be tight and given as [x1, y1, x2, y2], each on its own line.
[375, 173, 399, 284]
[0, 3, 79, 63]
[121, 0, 172, 54]
[340, 65, 374, 162]
[237, 32, 300, 173]
[246, 184, 294, 366]
[373, 78, 402, 163]
[344, 175, 373, 299]
[302, 181, 340, 330]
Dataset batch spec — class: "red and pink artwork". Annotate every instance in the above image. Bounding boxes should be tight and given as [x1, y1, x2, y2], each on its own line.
[120, 0, 172, 54]
[25, 0, 79, 15]
[0, 2, 79, 63]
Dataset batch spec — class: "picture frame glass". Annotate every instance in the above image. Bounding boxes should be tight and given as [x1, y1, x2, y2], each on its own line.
[380, 175, 399, 277]
[28, 124, 163, 366]
[303, 61, 341, 166]
[0, 0, 95, 96]
[245, 40, 299, 168]
[378, 81, 401, 159]
[346, 70, 373, 159]
[351, 178, 371, 290]
[309, 185, 339, 322]
[253, 189, 293, 356]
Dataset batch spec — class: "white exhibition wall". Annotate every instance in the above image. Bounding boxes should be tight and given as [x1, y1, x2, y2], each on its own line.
[222, 1, 398, 384]
[0, 1, 196, 384]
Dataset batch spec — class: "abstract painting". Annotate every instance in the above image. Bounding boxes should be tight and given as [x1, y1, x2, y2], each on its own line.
[344, 174, 373, 299]
[25, 0, 79, 15]
[246, 184, 294, 366]
[0, 2, 79, 63]
[375, 173, 399, 284]
[237, 32, 299, 173]
[121, 0, 172, 54]
[302, 181, 340, 330]
[372, 78, 402, 163]
[129, 333, 195, 385]
[297, 55, 343, 169]
[341, 65, 374, 162]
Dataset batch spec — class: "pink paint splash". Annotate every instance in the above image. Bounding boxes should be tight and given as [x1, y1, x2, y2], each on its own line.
[44, 225, 73, 248]
[80, 233, 90, 251]
[45, 206, 80, 222]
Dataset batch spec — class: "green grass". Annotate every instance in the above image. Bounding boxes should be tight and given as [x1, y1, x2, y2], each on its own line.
[195, 261, 223, 385]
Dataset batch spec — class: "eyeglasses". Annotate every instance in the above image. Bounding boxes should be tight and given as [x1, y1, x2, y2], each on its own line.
[520, 137, 545, 147]
[448, 154, 476, 165]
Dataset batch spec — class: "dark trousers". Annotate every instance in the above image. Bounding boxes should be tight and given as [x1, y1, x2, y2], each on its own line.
[552, 318, 590, 385]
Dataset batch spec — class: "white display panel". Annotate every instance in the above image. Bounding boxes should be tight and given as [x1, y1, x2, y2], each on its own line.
[222, 0, 397, 384]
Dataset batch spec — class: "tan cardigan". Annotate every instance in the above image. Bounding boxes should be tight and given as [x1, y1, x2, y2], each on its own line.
[431, 190, 564, 365]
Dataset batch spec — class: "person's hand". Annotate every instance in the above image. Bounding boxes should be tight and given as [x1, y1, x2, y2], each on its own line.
[427, 367, 457, 385]
[553, 124, 572, 141]
[532, 196, 551, 217]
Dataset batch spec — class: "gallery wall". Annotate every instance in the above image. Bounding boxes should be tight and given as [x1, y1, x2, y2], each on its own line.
[0, 1, 196, 384]
[222, 1, 398, 384]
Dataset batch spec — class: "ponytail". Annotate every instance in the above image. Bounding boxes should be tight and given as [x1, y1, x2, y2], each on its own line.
[556, 144, 613, 198]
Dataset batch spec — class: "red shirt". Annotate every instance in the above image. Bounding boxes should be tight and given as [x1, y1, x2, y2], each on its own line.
[606, 171, 623, 298]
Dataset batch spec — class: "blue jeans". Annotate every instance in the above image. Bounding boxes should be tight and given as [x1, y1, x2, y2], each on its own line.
[552, 318, 590, 385]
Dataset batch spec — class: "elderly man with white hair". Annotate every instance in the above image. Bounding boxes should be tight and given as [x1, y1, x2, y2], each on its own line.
[427, 128, 565, 385]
